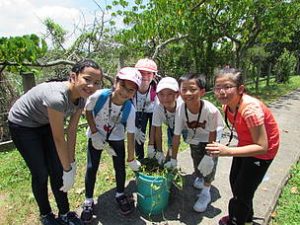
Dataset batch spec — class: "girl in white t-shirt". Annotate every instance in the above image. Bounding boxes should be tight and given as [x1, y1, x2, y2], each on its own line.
[133, 58, 159, 159]
[81, 67, 141, 221]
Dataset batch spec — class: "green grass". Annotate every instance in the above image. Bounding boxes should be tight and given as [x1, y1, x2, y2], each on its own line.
[0, 75, 300, 225]
[269, 163, 300, 225]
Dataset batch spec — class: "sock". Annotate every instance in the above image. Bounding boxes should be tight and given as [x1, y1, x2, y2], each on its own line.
[84, 198, 94, 206]
[115, 192, 124, 198]
[201, 185, 211, 196]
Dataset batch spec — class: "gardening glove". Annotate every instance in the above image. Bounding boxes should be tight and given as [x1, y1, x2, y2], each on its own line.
[155, 151, 166, 165]
[128, 159, 141, 171]
[105, 143, 117, 157]
[147, 145, 156, 158]
[91, 132, 105, 150]
[198, 155, 214, 177]
[164, 159, 177, 169]
[60, 169, 75, 193]
[135, 127, 146, 145]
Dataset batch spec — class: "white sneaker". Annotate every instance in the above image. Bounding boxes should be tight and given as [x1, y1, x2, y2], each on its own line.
[193, 177, 204, 189]
[193, 191, 211, 212]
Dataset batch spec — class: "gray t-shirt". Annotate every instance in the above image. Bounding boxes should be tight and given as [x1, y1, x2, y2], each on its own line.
[8, 81, 85, 127]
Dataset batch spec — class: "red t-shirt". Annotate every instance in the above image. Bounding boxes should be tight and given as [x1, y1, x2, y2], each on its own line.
[225, 94, 280, 160]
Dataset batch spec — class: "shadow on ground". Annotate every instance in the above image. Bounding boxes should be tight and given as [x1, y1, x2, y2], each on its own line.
[86, 174, 222, 225]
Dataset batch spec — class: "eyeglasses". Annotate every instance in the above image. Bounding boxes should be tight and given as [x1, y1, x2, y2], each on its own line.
[213, 85, 237, 93]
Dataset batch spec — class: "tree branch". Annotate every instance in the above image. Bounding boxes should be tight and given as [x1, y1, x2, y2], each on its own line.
[191, 0, 207, 11]
[0, 60, 75, 67]
[151, 34, 189, 59]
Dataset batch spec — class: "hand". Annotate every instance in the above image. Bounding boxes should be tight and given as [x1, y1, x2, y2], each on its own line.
[135, 128, 146, 145]
[128, 160, 141, 171]
[71, 161, 77, 177]
[197, 155, 214, 177]
[60, 169, 75, 193]
[155, 151, 165, 165]
[205, 141, 229, 156]
[164, 159, 177, 169]
[147, 145, 156, 158]
[91, 132, 105, 150]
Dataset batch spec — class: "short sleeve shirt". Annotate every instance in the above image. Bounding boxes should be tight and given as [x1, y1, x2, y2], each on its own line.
[8, 81, 85, 127]
[174, 100, 224, 144]
[85, 89, 136, 140]
[226, 94, 280, 160]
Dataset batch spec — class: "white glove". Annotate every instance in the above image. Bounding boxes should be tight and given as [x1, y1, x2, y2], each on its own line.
[198, 155, 215, 177]
[60, 169, 75, 192]
[155, 151, 165, 165]
[135, 128, 146, 145]
[91, 132, 105, 150]
[128, 160, 141, 171]
[164, 159, 177, 169]
[147, 145, 156, 158]
[106, 146, 117, 156]
[71, 161, 77, 177]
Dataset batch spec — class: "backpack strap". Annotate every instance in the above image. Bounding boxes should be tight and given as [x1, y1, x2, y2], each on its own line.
[93, 89, 111, 116]
[120, 100, 132, 126]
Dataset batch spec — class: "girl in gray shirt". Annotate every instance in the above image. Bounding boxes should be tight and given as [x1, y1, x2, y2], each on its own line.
[8, 59, 102, 225]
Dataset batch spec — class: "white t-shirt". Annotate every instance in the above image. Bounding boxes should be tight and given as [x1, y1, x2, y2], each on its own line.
[85, 89, 136, 140]
[134, 90, 155, 113]
[152, 98, 183, 129]
[174, 99, 224, 145]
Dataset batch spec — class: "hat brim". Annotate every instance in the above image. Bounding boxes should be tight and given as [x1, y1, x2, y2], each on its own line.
[135, 67, 157, 73]
[156, 86, 179, 93]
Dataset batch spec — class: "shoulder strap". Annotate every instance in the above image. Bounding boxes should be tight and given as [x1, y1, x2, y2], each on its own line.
[93, 89, 112, 116]
[120, 100, 132, 126]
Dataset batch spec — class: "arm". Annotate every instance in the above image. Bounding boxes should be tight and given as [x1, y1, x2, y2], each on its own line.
[206, 124, 268, 157]
[171, 134, 181, 159]
[47, 108, 71, 171]
[86, 110, 97, 134]
[148, 125, 156, 146]
[154, 126, 163, 151]
[66, 108, 83, 162]
[127, 132, 135, 161]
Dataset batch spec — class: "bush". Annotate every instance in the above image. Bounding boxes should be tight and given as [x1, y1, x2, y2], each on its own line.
[274, 49, 297, 83]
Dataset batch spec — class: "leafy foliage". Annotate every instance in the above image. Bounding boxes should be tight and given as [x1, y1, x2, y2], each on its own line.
[274, 49, 297, 83]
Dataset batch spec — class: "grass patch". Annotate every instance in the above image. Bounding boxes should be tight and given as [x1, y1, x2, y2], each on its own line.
[269, 162, 300, 225]
[0, 75, 300, 224]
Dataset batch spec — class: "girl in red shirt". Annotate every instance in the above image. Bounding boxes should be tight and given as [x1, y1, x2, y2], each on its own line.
[206, 68, 280, 225]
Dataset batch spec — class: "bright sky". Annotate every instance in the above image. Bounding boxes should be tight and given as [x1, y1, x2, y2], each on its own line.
[0, 0, 128, 38]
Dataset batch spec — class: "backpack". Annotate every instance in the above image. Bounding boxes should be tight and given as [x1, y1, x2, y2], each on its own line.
[93, 89, 132, 126]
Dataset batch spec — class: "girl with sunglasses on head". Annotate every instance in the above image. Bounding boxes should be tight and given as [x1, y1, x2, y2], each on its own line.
[206, 68, 280, 225]
[8, 59, 102, 225]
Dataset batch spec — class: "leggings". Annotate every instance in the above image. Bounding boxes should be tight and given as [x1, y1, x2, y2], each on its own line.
[8, 121, 69, 215]
[228, 157, 272, 225]
[84, 139, 126, 198]
[135, 112, 153, 159]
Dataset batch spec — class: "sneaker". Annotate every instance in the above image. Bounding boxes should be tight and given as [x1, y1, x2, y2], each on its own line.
[193, 177, 204, 189]
[115, 194, 134, 215]
[219, 215, 229, 225]
[80, 202, 94, 223]
[193, 191, 211, 212]
[40, 213, 60, 225]
[57, 211, 83, 225]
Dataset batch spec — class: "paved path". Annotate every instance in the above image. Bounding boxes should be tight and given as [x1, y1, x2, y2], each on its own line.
[85, 89, 300, 225]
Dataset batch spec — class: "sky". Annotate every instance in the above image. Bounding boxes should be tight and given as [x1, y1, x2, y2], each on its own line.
[0, 0, 129, 39]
